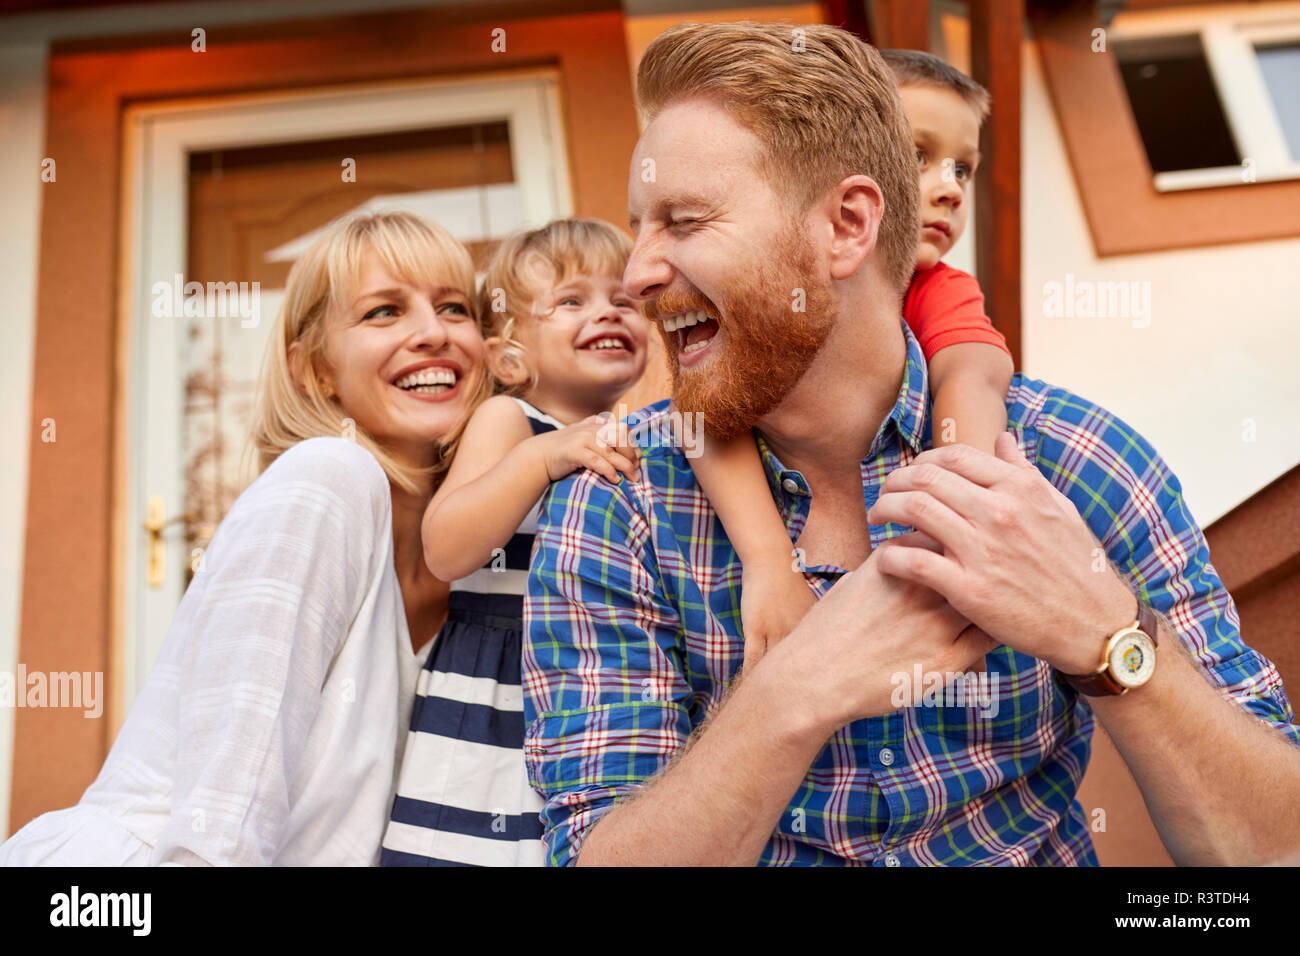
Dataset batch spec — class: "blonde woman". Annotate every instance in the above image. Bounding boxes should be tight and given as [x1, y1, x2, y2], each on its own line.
[0, 211, 489, 866]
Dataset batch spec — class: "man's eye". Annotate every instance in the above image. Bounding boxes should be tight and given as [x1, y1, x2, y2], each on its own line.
[363, 304, 399, 320]
[668, 218, 700, 231]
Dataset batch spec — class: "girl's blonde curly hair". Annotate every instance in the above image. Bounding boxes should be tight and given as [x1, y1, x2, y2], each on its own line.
[476, 218, 634, 396]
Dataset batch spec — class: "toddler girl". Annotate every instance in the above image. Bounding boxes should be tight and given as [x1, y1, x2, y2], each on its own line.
[381, 218, 647, 866]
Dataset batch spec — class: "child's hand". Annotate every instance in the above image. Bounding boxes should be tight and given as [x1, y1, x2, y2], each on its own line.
[740, 556, 818, 670]
[537, 414, 640, 486]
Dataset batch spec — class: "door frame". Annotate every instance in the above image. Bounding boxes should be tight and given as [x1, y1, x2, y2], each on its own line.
[119, 70, 574, 728]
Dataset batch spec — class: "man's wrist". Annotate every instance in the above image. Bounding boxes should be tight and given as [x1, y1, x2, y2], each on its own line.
[746, 642, 840, 747]
[1056, 575, 1140, 676]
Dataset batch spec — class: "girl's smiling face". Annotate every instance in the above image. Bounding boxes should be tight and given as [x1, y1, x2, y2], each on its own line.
[309, 251, 485, 470]
[512, 267, 649, 415]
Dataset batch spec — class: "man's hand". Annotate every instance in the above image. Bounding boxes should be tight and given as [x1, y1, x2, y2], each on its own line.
[763, 536, 997, 731]
[865, 432, 1137, 675]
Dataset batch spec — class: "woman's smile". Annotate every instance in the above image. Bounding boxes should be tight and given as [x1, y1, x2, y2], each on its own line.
[389, 359, 466, 402]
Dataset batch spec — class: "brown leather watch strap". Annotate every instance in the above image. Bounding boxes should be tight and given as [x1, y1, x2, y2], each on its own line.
[1064, 662, 1126, 696]
[1137, 601, 1161, 648]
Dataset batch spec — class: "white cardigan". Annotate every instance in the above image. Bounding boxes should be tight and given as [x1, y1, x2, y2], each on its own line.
[1, 438, 429, 866]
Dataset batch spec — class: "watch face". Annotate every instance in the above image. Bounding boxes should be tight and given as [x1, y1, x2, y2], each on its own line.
[1109, 631, 1157, 689]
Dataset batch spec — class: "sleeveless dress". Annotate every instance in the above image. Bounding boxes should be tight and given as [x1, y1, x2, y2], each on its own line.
[380, 397, 562, 866]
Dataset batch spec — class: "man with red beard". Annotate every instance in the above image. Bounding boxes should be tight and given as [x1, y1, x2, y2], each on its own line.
[642, 211, 834, 442]
[522, 21, 1300, 867]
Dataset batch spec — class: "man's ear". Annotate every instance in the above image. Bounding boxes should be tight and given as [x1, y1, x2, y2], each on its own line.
[821, 174, 885, 282]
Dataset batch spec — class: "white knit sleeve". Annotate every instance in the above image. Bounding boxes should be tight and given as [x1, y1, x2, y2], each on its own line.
[148, 438, 392, 866]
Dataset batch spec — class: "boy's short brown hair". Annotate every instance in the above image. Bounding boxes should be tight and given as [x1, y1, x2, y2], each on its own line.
[880, 49, 991, 124]
[636, 21, 919, 295]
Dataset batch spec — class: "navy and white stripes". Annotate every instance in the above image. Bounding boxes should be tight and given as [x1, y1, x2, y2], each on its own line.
[381, 397, 563, 866]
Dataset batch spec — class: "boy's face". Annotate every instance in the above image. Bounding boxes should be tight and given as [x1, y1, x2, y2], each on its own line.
[897, 84, 982, 271]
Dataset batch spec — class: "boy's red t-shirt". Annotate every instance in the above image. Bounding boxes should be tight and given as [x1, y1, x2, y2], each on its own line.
[903, 261, 1011, 362]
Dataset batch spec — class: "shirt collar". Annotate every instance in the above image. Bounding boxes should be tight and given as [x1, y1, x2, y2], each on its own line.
[754, 316, 930, 493]
[890, 317, 930, 454]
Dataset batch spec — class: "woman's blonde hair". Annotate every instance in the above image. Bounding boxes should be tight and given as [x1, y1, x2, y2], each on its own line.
[636, 21, 920, 294]
[246, 209, 487, 494]
[477, 218, 634, 396]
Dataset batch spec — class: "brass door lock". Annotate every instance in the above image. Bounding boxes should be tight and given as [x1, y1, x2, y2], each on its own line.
[143, 495, 197, 589]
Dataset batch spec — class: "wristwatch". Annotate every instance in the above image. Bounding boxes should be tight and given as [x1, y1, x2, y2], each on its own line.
[1061, 601, 1161, 697]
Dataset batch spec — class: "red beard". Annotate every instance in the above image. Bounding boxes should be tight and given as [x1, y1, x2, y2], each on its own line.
[646, 218, 834, 442]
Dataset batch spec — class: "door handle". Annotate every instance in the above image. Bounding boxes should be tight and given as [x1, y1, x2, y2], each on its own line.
[143, 494, 197, 590]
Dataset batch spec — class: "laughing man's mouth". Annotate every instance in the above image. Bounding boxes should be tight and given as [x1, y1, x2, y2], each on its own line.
[661, 309, 718, 355]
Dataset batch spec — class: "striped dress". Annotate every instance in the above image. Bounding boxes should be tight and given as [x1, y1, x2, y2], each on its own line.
[381, 397, 561, 866]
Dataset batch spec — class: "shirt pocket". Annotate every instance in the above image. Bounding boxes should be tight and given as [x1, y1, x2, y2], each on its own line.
[916, 646, 1055, 750]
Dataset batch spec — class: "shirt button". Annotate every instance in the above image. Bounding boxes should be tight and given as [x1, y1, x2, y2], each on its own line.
[781, 477, 800, 495]
[879, 747, 895, 766]
[885, 853, 901, 867]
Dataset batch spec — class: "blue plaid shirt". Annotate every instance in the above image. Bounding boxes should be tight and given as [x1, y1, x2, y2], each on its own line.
[522, 320, 1299, 866]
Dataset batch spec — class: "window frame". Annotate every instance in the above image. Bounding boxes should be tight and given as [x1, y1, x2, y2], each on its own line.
[1110, 5, 1300, 191]
[1030, 0, 1300, 256]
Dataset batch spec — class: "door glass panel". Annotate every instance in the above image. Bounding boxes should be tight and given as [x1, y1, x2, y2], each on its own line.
[182, 121, 519, 587]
